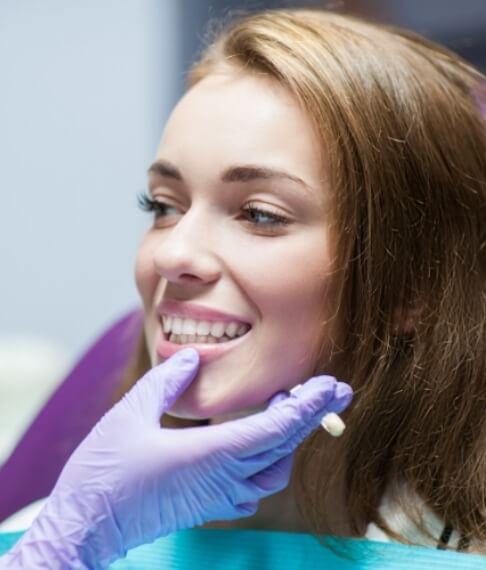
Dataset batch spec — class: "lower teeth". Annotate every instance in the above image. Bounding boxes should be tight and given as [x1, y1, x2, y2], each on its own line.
[169, 333, 233, 345]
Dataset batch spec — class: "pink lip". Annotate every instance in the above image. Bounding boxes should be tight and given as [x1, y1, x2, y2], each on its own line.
[156, 300, 252, 364]
[158, 300, 252, 325]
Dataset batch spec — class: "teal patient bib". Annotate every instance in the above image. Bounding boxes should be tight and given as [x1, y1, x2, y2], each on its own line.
[1, 528, 485, 569]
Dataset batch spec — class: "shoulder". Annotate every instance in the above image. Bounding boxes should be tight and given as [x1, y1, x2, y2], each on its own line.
[365, 488, 486, 555]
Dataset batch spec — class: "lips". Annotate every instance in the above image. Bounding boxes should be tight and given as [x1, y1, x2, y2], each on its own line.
[156, 300, 252, 363]
[158, 299, 252, 325]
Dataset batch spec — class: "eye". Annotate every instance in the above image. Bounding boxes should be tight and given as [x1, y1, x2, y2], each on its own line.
[137, 192, 180, 219]
[241, 203, 291, 230]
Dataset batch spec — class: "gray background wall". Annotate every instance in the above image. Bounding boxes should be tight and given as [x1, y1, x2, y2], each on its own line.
[0, 0, 180, 362]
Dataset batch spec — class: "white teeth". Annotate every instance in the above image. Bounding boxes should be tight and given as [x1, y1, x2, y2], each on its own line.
[182, 319, 197, 335]
[168, 333, 234, 345]
[225, 322, 239, 338]
[237, 324, 248, 336]
[172, 317, 183, 334]
[196, 320, 211, 335]
[163, 314, 251, 343]
[210, 321, 225, 338]
[162, 315, 172, 333]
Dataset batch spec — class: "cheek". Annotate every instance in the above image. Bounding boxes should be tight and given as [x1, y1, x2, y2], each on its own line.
[244, 237, 331, 364]
[134, 240, 163, 318]
[236, 233, 330, 322]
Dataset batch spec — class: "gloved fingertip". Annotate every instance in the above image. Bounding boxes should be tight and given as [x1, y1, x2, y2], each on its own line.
[309, 375, 337, 392]
[267, 391, 290, 407]
[335, 382, 353, 406]
[172, 347, 200, 365]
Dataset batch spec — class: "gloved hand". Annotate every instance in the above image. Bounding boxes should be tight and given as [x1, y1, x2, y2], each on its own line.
[0, 348, 352, 570]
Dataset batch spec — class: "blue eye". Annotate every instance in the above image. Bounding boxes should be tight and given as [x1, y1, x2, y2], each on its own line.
[241, 204, 290, 227]
[138, 192, 179, 218]
[138, 192, 291, 232]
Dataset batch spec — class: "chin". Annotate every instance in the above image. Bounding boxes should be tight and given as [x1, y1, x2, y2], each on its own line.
[165, 383, 264, 422]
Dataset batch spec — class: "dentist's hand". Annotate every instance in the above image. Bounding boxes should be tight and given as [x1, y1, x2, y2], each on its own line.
[1, 348, 352, 570]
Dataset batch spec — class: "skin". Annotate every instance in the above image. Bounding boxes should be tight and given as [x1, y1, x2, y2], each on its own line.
[135, 70, 334, 422]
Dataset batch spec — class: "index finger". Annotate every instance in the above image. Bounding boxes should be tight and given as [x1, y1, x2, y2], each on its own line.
[221, 375, 338, 458]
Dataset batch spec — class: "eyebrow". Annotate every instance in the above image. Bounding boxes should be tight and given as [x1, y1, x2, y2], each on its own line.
[148, 159, 313, 192]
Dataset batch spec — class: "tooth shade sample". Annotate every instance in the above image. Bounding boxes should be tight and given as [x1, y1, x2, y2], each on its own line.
[290, 385, 346, 437]
[321, 413, 346, 437]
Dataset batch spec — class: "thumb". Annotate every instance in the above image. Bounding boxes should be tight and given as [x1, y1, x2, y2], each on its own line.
[122, 348, 200, 424]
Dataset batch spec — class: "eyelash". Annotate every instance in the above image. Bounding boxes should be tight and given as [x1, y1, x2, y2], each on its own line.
[137, 192, 291, 230]
[138, 193, 178, 217]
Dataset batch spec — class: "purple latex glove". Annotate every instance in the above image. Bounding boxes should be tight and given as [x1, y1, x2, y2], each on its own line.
[0, 348, 352, 569]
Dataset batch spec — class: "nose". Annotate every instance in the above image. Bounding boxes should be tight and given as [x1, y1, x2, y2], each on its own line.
[152, 207, 222, 285]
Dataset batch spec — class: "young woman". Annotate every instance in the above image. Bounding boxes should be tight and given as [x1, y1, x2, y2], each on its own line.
[131, 6, 486, 551]
[1, 7, 485, 569]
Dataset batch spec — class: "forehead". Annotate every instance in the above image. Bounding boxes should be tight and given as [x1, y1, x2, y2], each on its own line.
[156, 71, 324, 187]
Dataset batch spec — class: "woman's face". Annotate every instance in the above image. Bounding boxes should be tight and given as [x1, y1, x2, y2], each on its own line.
[135, 70, 333, 419]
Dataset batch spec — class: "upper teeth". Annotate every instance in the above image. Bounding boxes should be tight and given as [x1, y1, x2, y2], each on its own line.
[162, 315, 250, 339]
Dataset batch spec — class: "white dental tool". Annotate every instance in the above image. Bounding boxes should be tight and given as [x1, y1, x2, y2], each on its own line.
[289, 384, 346, 437]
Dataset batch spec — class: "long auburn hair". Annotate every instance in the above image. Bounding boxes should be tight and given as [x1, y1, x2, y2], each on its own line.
[118, 9, 486, 544]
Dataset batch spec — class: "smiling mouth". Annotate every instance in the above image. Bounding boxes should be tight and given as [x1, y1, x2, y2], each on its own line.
[161, 315, 252, 345]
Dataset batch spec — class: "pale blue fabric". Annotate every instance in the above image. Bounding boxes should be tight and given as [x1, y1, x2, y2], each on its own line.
[1, 528, 485, 569]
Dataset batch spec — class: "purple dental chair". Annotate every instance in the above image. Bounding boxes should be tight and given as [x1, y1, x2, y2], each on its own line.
[0, 309, 144, 524]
